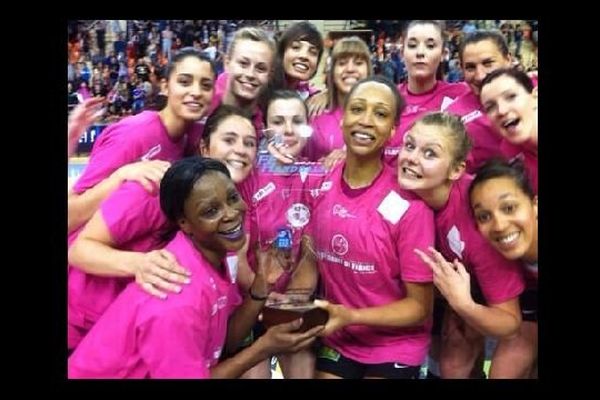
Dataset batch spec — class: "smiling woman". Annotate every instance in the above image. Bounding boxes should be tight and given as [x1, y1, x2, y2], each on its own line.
[285, 76, 438, 379]
[468, 157, 538, 378]
[480, 68, 538, 193]
[69, 156, 324, 378]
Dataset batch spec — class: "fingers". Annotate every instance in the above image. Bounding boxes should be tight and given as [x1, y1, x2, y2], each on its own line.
[427, 247, 453, 275]
[413, 248, 440, 275]
[146, 273, 183, 294]
[313, 299, 329, 310]
[157, 249, 191, 277]
[139, 281, 168, 299]
[267, 141, 295, 165]
[453, 259, 469, 279]
[274, 318, 303, 333]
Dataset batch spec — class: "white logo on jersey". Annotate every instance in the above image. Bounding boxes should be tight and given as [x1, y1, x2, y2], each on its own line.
[226, 255, 239, 283]
[213, 346, 222, 360]
[377, 190, 409, 224]
[217, 296, 228, 310]
[320, 181, 332, 191]
[447, 225, 465, 259]
[332, 204, 357, 219]
[331, 234, 349, 256]
[140, 144, 162, 161]
[253, 182, 276, 203]
[299, 165, 310, 183]
[461, 109, 483, 124]
[287, 203, 310, 228]
[440, 96, 456, 111]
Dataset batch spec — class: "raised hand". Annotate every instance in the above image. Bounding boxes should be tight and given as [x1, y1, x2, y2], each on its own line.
[414, 247, 472, 308]
[306, 90, 329, 119]
[68, 97, 106, 157]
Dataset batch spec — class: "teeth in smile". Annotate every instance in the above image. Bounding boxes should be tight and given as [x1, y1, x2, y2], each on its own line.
[221, 225, 241, 235]
[353, 132, 373, 140]
[498, 232, 519, 244]
[402, 167, 421, 178]
[227, 160, 246, 169]
[293, 63, 309, 72]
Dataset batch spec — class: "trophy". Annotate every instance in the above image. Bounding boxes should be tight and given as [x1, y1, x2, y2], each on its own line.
[261, 289, 329, 333]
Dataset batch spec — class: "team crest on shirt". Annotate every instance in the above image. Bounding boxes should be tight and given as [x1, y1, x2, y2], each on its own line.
[332, 204, 357, 219]
[331, 234, 349, 256]
[440, 96, 456, 111]
[447, 225, 465, 259]
[140, 144, 162, 161]
[320, 181, 332, 192]
[286, 203, 310, 228]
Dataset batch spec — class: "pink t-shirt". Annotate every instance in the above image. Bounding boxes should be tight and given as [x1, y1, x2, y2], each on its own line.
[245, 154, 326, 292]
[434, 175, 525, 304]
[308, 162, 435, 366]
[307, 106, 344, 161]
[73, 111, 202, 194]
[500, 141, 538, 194]
[445, 90, 504, 173]
[384, 81, 470, 166]
[69, 231, 242, 379]
[68, 182, 167, 349]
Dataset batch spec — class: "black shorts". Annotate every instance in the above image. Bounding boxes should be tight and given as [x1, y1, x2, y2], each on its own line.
[315, 344, 420, 379]
[519, 288, 537, 322]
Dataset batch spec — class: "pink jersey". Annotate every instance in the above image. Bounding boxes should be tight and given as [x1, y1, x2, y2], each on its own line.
[500, 140, 538, 194]
[308, 162, 435, 366]
[445, 90, 504, 173]
[245, 154, 326, 292]
[434, 175, 525, 304]
[384, 81, 469, 166]
[306, 106, 344, 161]
[69, 231, 242, 379]
[73, 111, 201, 194]
[68, 182, 167, 349]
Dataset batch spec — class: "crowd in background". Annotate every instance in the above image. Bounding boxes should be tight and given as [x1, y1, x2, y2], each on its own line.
[68, 20, 537, 127]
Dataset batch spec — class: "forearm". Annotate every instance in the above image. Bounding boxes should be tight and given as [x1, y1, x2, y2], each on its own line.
[68, 175, 122, 233]
[68, 237, 137, 277]
[453, 300, 521, 338]
[224, 296, 264, 353]
[210, 338, 268, 379]
[225, 274, 270, 352]
[349, 296, 432, 328]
